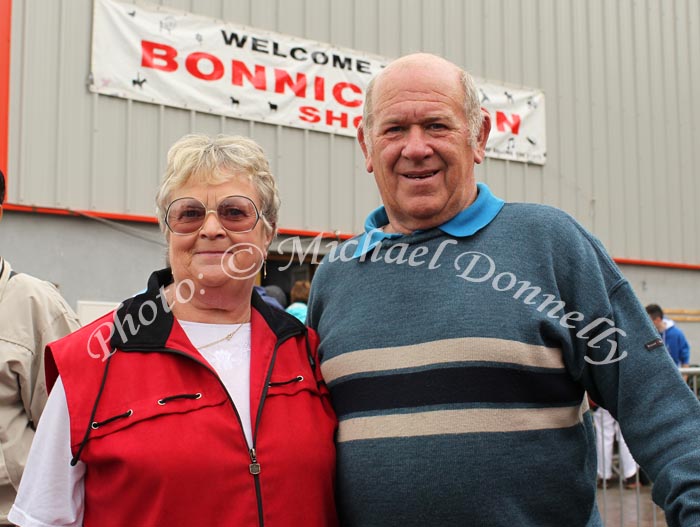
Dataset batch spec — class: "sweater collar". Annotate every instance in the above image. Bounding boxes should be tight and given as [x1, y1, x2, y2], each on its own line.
[351, 183, 505, 258]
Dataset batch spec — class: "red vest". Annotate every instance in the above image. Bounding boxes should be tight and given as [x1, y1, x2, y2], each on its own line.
[46, 269, 337, 527]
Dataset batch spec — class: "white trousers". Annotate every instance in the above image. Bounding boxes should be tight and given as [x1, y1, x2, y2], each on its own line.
[594, 408, 637, 480]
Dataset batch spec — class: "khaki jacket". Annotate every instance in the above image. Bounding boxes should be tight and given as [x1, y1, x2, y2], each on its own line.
[0, 258, 80, 524]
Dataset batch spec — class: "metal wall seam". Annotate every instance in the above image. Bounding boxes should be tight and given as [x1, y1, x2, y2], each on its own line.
[689, 0, 700, 262]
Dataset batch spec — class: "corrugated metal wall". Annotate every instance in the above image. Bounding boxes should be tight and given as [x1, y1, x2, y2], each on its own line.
[8, 0, 700, 263]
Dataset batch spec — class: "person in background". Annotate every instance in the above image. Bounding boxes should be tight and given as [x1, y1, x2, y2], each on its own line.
[593, 404, 639, 489]
[307, 52, 700, 526]
[254, 284, 285, 310]
[9, 135, 337, 527]
[263, 284, 288, 310]
[286, 280, 311, 324]
[646, 303, 691, 368]
[0, 169, 81, 525]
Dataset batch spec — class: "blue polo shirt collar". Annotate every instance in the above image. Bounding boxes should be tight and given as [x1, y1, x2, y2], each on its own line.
[351, 182, 504, 258]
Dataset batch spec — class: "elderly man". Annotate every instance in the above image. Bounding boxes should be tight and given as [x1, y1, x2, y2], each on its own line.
[307, 53, 700, 526]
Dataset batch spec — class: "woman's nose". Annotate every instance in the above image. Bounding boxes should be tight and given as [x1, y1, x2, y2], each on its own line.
[199, 210, 226, 237]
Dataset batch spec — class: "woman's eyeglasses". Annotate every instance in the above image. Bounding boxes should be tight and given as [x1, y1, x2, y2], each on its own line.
[165, 195, 261, 235]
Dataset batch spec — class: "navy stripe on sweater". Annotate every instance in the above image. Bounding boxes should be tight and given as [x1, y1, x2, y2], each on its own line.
[331, 365, 583, 418]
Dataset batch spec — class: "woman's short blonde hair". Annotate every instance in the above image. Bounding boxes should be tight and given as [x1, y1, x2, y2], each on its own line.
[155, 134, 281, 236]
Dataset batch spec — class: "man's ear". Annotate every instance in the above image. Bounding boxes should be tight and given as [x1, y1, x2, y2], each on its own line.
[357, 121, 374, 173]
[472, 108, 491, 164]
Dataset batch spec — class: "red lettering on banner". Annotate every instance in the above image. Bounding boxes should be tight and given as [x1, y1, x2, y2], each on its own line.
[326, 110, 349, 127]
[314, 77, 325, 102]
[275, 70, 307, 97]
[139, 41, 366, 131]
[299, 106, 321, 123]
[141, 40, 178, 72]
[298, 107, 362, 129]
[186, 52, 224, 81]
[232, 60, 267, 90]
[332, 82, 362, 107]
[496, 111, 521, 134]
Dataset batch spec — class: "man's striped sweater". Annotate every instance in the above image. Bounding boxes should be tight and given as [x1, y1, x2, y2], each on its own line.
[308, 186, 700, 526]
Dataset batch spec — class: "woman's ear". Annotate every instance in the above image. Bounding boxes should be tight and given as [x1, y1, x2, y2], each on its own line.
[264, 223, 276, 250]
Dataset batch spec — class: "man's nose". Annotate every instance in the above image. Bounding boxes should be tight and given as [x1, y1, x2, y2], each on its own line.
[401, 127, 433, 159]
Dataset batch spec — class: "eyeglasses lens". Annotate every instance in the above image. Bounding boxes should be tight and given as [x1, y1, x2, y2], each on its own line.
[217, 197, 258, 232]
[166, 196, 259, 234]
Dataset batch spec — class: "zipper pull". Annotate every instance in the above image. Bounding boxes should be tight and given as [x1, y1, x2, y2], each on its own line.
[249, 448, 261, 475]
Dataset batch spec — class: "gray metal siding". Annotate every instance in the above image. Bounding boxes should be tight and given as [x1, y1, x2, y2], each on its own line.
[7, 0, 700, 263]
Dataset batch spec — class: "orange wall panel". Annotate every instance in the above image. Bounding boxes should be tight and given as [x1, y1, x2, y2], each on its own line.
[0, 0, 11, 178]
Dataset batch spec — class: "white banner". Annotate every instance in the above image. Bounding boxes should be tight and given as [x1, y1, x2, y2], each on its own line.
[479, 86, 546, 165]
[91, 0, 546, 164]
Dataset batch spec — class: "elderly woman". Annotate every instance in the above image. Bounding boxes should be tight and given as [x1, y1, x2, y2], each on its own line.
[9, 135, 338, 527]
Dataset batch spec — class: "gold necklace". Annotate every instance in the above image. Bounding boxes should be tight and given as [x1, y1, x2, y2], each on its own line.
[197, 323, 246, 350]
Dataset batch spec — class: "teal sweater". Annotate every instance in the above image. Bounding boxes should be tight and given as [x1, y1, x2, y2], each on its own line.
[308, 196, 700, 526]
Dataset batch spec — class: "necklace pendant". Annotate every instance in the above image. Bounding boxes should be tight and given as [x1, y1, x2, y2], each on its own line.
[196, 323, 244, 350]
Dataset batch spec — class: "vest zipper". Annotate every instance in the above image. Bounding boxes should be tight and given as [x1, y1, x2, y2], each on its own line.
[156, 347, 265, 524]
[249, 447, 264, 526]
[249, 447, 261, 474]
[248, 337, 284, 527]
[159, 331, 299, 527]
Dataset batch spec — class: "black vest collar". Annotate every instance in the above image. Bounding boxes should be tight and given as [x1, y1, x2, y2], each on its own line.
[110, 268, 304, 350]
